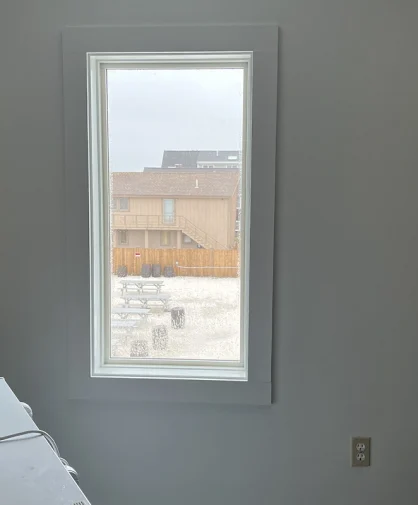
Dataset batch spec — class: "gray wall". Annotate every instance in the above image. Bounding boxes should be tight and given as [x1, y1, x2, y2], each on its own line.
[1, 2, 418, 505]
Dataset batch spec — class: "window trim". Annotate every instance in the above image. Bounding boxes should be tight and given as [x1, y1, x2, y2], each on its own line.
[63, 24, 278, 405]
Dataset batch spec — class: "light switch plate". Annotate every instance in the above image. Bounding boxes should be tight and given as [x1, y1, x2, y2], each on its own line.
[351, 437, 371, 467]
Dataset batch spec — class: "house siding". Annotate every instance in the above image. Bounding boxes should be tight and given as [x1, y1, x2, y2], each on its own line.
[112, 195, 236, 248]
[175, 197, 231, 247]
[148, 230, 177, 248]
[112, 230, 146, 248]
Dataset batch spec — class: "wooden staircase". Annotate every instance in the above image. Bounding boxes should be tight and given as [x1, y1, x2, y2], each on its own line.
[179, 217, 226, 250]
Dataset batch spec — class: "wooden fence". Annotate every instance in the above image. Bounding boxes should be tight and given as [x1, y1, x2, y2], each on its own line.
[112, 248, 239, 278]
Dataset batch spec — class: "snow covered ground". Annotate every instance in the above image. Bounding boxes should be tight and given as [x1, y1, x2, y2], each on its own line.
[111, 275, 241, 361]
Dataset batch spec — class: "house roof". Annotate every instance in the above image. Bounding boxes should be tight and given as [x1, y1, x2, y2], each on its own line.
[112, 171, 239, 198]
[143, 167, 239, 173]
[197, 151, 241, 163]
[161, 150, 241, 167]
[161, 151, 200, 168]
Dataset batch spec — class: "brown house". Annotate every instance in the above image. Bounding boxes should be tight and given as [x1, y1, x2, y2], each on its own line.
[111, 171, 239, 249]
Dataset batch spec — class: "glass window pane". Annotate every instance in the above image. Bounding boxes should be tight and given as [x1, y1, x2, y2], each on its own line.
[107, 66, 245, 362]
[119, 197, 129, 210]
[163, 199, 175, 224]
[118, 230, 128, 245]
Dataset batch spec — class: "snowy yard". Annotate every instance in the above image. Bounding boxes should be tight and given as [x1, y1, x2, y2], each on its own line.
[111, 276, 241, 361]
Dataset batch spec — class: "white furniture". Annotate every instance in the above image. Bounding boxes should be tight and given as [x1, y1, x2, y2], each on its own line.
[119, 278, 165, 294]
[111, 320, 143, 329]
[0, 378, 91, 505]
[112, 307, 150, 319]
[120, 293, 171, 310]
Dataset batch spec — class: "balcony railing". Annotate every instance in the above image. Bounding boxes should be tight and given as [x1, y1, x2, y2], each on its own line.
[112, 214, 178, 229]
[111, 214, 227, 250]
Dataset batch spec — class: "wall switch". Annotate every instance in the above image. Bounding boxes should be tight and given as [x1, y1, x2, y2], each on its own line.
[351, 437, 371, 467]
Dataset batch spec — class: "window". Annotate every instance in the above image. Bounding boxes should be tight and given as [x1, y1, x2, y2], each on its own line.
[118, 230, 128, 245]
[160, 231, 170, 246]
[64, 24, 277, 404]
[89, 51, 250, 378]
[162, 199, 175, 224]
[183, 234, 192, 244]
[235, 209, 241, 233]
[112, 198, 129, 211]
[119, 197, 129, 211]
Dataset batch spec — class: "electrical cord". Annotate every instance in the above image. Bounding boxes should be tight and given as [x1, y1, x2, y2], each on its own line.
[0, 431, 80, 483]
[0, 430, 60, 457]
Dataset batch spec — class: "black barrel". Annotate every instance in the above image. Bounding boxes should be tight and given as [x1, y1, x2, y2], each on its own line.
[171, 307, 185, 329]
[141, 263, 152, 278]
[163, 265, 175, 277]
[152, 263, 161, 277]
[152, 325, 168, 350]
[117, 265, 128, 277]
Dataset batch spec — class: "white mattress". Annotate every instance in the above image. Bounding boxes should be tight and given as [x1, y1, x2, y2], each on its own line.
[0, 378, 91, 505]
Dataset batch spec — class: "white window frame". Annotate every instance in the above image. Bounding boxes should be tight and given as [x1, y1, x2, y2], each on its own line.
[63, 25, 278, 405]
[89, 52, 251, 379]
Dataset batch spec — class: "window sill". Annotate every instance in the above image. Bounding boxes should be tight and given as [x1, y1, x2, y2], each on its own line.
[69, 359, 271, 405]
[92, 363, 247, 381]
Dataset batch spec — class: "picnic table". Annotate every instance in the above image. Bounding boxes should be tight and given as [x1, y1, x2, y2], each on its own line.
[119, 278, 165, 294]
[111, 319, 144, 338]
[111, 320, 143, 329]
[112, 307, 151, 319]
[120, 293, 171, 311]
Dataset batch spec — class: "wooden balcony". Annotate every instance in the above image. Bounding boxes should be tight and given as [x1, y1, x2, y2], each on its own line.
[113, 214, 180, 230]
[111, 214, 226, 250]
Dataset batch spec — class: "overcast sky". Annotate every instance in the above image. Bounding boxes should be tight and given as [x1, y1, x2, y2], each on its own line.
[107, 68, 244, 172]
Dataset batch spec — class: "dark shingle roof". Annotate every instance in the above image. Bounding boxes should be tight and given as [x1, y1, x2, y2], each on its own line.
[161, 150, 241, 167]
[112, 171, 239, 198]
[143, 167, 239, 173]
[161, 151, 200, 168]
[197, 151, 240, 163]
